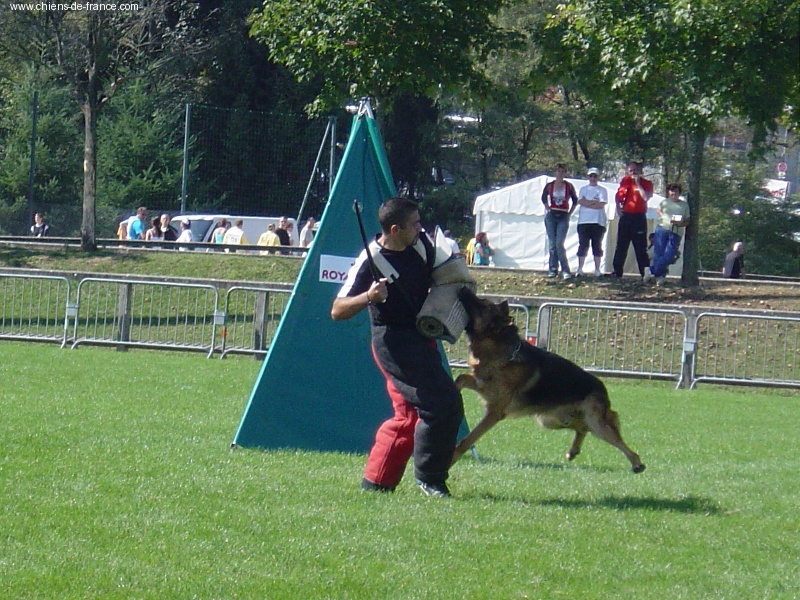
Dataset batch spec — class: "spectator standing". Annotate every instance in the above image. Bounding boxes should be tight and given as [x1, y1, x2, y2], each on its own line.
[144, 216, 163, 242]
[612, 161, 653, 279]
[331, 197, 464, 498]
[299, 217, 316, 248]
[176, 218, 193, 250]
[275, 217, 291, 246]
[464, 237, 476, 265]
[645, 183, 690, 285]
[222, 219, 249, 252]
[127, 207, 148, 240]
[211, 219, 229, 245]
[473, 231, 493, 265]
[541, 163, 578, 279]
[257, 223, 282, 254]
[443, 229, 461, 257]
[160, 214, 177, 242]
[722, 242, 745, 279]
[30, 213, 50, 237]
[286, 222, 295, 249]
[575, 167, 608, 277]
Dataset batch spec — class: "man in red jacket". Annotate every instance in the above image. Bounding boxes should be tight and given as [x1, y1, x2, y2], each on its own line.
[612, 161, 653, 278]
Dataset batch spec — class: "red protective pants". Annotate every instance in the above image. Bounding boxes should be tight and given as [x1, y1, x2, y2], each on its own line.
[363, 347, 419, 488]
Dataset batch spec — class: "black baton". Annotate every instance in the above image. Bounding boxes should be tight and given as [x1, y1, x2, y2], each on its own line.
[353, 200, 381, 283]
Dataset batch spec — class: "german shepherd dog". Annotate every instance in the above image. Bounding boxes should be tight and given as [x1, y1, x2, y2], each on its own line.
[452, 287, 645, 473]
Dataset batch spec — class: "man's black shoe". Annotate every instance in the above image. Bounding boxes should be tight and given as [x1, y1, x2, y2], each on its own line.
[416, 479, 451, 498]
[360, 478, 394, 493]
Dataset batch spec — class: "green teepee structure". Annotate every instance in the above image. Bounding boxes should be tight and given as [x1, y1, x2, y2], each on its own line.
[233, 106, 467, 452]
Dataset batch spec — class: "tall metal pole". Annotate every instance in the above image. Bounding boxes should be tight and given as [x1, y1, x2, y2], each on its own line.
[296, 118, 332, 224]
[27, 90, 39, 232]
[180, 103, 191, 214]
[329, 116, 337, 197]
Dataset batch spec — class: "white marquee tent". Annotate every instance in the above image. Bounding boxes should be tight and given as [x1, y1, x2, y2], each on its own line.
[473, 175, 682, 275]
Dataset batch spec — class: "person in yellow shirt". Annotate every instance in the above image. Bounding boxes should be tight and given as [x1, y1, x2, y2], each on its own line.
[257, 224, 282, 255]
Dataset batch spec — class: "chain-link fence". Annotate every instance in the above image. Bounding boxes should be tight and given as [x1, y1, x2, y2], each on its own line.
[183, 105, 335, 220]
[1, 104, 336, 237]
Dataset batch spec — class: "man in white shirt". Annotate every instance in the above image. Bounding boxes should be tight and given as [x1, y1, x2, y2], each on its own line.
[222, 219, 249, 253]
[576, 168, 608, 276]
[443, 230, 460, 257]
[299, 217, 316, 248]
[176, 219, 193, 251]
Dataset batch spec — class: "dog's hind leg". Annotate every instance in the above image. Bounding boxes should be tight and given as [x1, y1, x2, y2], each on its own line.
[535, 407, 588, 462]
[566, 428, 588, 462]
[451, 406, 505, 465]
[583, 401, 646, 473]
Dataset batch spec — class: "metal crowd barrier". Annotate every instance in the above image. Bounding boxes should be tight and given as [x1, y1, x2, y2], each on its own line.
[0, 273, 72, 347]
[691, 311, 800, 389]
[1, 269, 798, 390]
[71, 277, 221, 357]
[535, 301, 687, 382]
[220, 286, 293, 358]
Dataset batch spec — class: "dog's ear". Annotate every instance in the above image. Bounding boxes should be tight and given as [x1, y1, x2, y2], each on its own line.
[496, 300, 515, 329]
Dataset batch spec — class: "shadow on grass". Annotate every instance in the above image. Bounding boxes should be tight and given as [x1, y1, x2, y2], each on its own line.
[538, 495, 722, 514]
[471, 492, 722, 515]
[468, 455, 615, 474]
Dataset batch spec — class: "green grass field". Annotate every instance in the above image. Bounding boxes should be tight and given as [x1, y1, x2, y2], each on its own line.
[1, 342, 798, 599]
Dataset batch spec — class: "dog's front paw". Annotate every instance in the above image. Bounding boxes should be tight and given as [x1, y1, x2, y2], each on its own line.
[631, 463, 646, 474]
[454, 373, 476, 391]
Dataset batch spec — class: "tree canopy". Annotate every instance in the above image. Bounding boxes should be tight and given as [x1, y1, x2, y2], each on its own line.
[0, 2, 207, 248]
[549, 0, 800, 283]
[248, 0, 523, 114]
[0, 1, 796, 273]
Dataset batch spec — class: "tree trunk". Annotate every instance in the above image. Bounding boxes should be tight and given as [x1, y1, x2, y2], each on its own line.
[80, 99, 98, 251]
[577, 138, 590, 164]
[80, 17, 99, 252]
[480, 146, 490, 190]
[681, 128, 705, 287]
